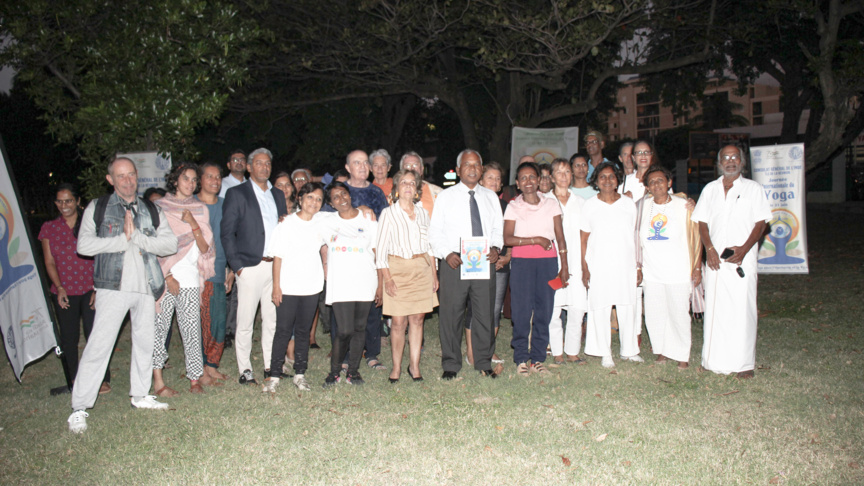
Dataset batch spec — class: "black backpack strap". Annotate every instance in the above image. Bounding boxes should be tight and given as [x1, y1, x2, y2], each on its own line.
[93, 194, 160, 231]
[93, 195, 111, 232]
[141, 198, 160, 229]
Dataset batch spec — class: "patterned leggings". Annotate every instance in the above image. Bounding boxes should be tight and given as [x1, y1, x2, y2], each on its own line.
[153, 287, 204, 381]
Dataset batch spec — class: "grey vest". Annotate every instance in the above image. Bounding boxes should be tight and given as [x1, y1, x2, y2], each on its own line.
[92, 194, 166, 298]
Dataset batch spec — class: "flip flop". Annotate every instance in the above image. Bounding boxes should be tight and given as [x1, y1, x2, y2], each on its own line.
[155, 385, 179, 397]
[367, 360, 387, 370]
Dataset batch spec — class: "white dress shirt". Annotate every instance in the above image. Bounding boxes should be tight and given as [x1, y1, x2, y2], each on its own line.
[252, 180, 278, 255]
[428, 182, 504, 259]
[220, 174, 246, 198]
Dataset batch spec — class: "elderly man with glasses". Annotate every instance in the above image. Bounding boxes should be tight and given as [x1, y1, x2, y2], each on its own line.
[691, 145, 771, 379]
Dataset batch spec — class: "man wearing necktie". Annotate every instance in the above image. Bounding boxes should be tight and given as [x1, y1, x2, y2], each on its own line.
[429, 150, 504, 379]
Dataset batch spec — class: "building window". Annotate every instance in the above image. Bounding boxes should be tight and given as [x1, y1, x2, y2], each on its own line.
[753, 101, 763, 125]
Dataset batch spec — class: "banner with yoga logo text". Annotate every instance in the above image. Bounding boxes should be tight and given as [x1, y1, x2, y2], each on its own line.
[0, 136, 57, 380]
[750, 143, 810, 274]
[510, 127, 580, 184]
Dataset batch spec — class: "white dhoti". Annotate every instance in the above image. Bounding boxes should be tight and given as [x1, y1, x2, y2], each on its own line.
[691, 175, 770, 375]
[701, 262, 758, 373]
[644, 281, 692, 363]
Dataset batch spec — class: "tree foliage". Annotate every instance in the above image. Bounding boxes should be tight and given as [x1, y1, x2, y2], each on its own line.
[641, 0, 864, 170]
[0, 0, 259, 198]
[229, 0, 720, 165]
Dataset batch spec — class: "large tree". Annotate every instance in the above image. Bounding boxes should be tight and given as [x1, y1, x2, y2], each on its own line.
[228, 0, 721, 166]
[0, 0, 259, 198]
[642, 0, 864, 170]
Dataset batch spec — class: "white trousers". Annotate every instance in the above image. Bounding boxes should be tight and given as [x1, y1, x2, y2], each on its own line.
[585, 305, 639, 358]
[644, 281, 692, 363]
[548, 288, 586, 357]
[234, 261, 277, 373]
[72, 290, 155, 410]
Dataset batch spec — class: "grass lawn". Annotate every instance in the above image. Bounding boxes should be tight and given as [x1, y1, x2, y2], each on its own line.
[1, 208, 862, 485]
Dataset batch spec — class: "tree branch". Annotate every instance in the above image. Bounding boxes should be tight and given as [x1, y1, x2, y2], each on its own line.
[45, 63, 81, 99]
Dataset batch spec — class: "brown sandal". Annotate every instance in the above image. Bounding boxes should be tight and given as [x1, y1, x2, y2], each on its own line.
[189, 381, 205, 394]
[155, 385, 179, 398]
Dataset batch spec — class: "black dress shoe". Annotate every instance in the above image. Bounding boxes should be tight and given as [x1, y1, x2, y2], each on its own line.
[480, 369, 498, 379]
[441, 371, 457, 380]
[407, 367, 423, 382]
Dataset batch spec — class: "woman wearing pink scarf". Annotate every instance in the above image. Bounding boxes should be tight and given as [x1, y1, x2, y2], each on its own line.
[152, 163, 216, 396]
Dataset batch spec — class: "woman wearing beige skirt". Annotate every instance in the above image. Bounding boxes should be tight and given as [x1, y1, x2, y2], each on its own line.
[375, 169, 439, 383]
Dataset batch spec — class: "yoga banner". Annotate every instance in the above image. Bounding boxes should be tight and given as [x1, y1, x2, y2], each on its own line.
[0, 137, 57, 380]
[117, 151, 172, 195]
[510, 127, 580, 183]
[750, 143, 809, 274]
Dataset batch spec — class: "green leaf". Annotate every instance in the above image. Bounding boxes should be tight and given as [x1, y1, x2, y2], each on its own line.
[785, 240, 799, 251]
[762, 241, 775, 252]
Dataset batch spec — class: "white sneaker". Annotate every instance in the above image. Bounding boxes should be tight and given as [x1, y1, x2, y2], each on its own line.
[68, 410, 88, 433]
[262, 377, 280, 393]
[622, 354, 644, 363]
[293, 374, 311, 391]
[601, 356, 616, 368]
[130, 395, 170, 410]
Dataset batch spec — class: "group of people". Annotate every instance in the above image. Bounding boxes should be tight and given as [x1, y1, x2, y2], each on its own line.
[49, 132, 770, 434]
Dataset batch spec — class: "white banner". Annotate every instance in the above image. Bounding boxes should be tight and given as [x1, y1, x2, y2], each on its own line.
[0, 141, 56, 380]
[750, 143, 809, 274]
[510, 127, 580, 184]
[117, 151, 172, 195]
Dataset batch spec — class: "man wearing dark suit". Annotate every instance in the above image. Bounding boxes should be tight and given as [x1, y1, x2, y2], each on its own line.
[221, 147, 288, 385]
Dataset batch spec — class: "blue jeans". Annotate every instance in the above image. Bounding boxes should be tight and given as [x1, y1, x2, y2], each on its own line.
[510, 257, 557, 364]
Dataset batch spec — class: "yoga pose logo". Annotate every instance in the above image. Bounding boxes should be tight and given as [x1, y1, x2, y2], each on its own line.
[759, 209, 805, 265]
[0, 192, 35, 296]
[648, 213, 669, 240]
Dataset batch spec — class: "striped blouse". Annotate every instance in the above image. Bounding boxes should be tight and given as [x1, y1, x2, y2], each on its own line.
[375, 202, 432, 269]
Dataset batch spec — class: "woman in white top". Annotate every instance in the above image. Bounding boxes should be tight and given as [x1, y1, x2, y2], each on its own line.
[546, 158, 588, 365]
[637, 165, 702, 369]
[570, 153, 599, 200]
[264, 182, 326, 392]
[153, 163, 215, 396]
[619, 140, 656, 201]
[376, 170, 439, 383]
[319, 181, 379, 386]
[581, 162, 640, 369]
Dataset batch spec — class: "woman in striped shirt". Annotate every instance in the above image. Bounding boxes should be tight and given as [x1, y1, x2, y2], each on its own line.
[375, 169, 439, 383]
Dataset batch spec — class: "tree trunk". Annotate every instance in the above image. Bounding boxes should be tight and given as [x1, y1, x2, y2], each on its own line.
[379, 94, 416, 153]
[777, 80, 814, 145]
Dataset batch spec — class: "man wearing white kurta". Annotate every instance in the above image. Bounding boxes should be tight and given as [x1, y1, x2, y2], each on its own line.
[691, 145, 770, 378]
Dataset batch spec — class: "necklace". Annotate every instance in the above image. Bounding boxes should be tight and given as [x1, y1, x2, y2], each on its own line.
[650, 194, 672, 217]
